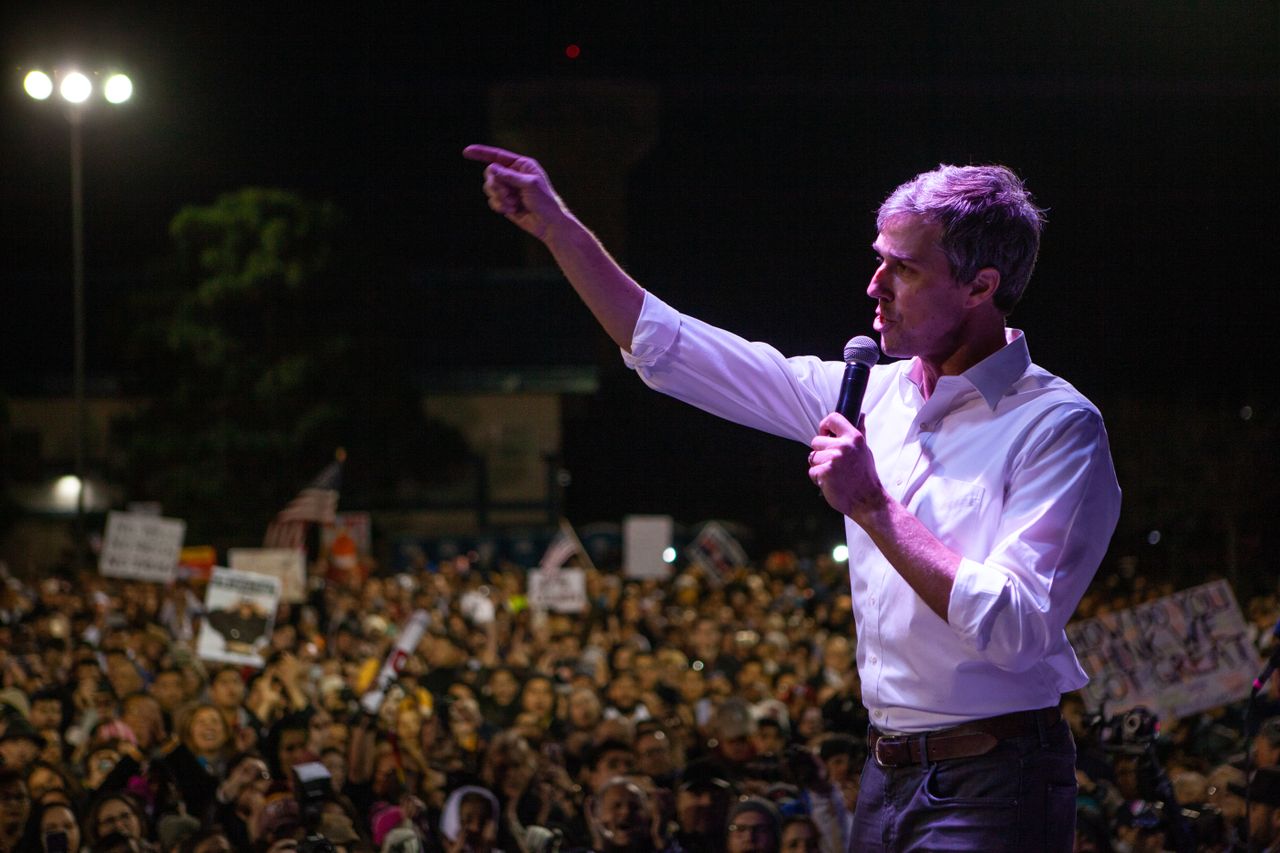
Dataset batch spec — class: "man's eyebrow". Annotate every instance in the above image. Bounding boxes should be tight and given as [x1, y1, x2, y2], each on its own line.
[871, 243, 920, 264]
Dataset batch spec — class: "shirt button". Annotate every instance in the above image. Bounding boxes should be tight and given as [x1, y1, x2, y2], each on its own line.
[869, 596, 876, 606]
[874, 710, 884, 719]
[869, 655, 877, 665]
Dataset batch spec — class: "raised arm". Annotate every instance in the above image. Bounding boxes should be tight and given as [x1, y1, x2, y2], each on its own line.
[463, 145, 644, 350]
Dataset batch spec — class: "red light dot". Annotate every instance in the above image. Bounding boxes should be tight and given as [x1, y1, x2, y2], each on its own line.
[565, 44, 581, 59]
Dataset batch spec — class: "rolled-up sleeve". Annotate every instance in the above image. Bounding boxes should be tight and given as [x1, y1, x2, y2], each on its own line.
[947, 408, 1121, 672]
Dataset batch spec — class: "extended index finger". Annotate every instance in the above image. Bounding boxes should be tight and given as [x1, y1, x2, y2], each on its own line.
[462, 144, 525, 166]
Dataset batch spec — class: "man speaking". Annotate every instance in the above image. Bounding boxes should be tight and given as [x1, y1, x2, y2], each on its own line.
[464, 144, 1120, 852]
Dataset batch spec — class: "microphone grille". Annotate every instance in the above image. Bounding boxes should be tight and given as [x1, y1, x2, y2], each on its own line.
[843, 335, 880, 367]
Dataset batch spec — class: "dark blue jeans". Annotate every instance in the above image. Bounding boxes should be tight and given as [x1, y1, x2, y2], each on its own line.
[850, 717, 1077, 852]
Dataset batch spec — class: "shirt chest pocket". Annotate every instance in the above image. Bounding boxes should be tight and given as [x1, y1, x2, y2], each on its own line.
[910, 477, 988, 546]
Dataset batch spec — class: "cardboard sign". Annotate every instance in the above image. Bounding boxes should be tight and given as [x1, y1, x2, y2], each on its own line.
[623, 514, 672, 580]
[197, 567, 281, 668]
[1067, 579, 1261, 721]
[527, 567, 588, 614]
[99, 511, 186, 583]
[228, 548, 307, 603]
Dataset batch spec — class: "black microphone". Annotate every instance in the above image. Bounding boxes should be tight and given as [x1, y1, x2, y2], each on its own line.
[835, 336, 881, 423]
[1252, 617, 1280, 696]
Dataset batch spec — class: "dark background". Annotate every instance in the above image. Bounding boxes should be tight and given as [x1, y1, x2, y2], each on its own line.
[1, 3, 1277, 562]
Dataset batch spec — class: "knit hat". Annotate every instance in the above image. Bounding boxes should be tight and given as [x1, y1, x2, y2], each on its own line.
[371, 803, 406, 846]
[439, 786, 499, 842]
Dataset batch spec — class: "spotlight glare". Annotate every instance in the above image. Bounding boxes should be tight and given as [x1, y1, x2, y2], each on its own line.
[24, 70, 53, 100]
[54, 475, 82, 507]
[103, 73, 133, 104]
[662, 547, 676, 564]
[832, 544, 849, 563]
[60, 71, 92, 103]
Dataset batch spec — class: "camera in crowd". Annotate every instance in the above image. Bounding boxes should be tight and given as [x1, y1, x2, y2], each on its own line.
[1090, 705, 1159, 754]
[292, 761, 338, 853]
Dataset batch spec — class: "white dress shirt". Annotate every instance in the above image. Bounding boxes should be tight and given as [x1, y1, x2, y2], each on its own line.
[622, 292, 1121, 732]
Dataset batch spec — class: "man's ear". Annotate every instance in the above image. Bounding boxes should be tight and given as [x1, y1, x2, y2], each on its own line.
[965, 268, 1000, 308]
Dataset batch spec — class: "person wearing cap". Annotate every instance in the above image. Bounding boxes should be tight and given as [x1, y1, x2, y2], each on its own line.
[673, 759, 735, 853]
[0, 715, 46, 772]
[724, 796, 781, 853]
[464, 146, 1121, 852]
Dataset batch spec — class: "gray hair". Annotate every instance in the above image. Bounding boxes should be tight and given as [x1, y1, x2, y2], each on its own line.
[877, 164, 1046, 314]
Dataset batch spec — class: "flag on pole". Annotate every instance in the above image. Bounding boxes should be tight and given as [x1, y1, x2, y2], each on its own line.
[264, 449, 344, 550]
[539, 518, 595, 571]
[685, 520, 748, 584]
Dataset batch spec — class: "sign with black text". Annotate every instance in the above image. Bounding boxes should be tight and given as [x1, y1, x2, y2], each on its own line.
[1067, 579, 1260, 721]
[99, 511, 186, 583]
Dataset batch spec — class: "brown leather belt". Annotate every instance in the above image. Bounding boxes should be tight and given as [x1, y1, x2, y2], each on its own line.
[867, 706, 1061, 768]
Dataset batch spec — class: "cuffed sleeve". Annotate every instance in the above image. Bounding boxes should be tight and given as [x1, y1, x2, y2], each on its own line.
[947, 408, 1121, 672]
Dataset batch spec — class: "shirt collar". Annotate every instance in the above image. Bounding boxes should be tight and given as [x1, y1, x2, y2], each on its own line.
[904, 328, 1030, 411]
[963, 328, 1030, 410]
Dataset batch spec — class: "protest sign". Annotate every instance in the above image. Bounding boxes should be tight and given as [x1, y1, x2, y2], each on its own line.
[228, 547, 308, 603]
[624, 514, 672, 579]
[360, 610, 431, 714]
[1067, 579, 1260, 721]
[527, 566, 588, 614]
[685, 520, 748, 586]
[197, 567, 281, 668]
[99, 511, 186, 583]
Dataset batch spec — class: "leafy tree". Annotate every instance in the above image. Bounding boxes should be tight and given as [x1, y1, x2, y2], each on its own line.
[117, 188, 471, 545]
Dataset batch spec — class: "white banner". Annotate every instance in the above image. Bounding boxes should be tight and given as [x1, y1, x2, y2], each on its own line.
[527, 567, 588, 614]
[99, 511, 186, 583]
[624, 514, 672, 580]
[1067, 579, 1260, 721]
[228, 548, 307, 603]
[197, 568, 281, 668]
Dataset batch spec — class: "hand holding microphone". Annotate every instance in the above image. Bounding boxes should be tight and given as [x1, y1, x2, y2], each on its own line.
[810, 336, 882, 518]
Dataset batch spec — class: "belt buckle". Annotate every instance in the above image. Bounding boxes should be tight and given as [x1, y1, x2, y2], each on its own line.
[872, 734, 895, 768]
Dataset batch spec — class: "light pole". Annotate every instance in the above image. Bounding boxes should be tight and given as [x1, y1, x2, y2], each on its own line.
[23, 66, 132, 570]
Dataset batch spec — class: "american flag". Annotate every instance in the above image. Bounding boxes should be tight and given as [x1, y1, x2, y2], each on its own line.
[539, 518, 594, 571]
[263, 451, 343, 550]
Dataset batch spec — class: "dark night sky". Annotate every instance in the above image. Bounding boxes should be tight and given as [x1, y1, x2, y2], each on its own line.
[2, 2, 1277, 549]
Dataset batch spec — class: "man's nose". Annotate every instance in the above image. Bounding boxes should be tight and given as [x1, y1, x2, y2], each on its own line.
[867, 264, 889, 299]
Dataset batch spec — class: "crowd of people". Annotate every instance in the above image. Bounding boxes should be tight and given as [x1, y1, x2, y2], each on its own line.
[0, 545, 1274, 853]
